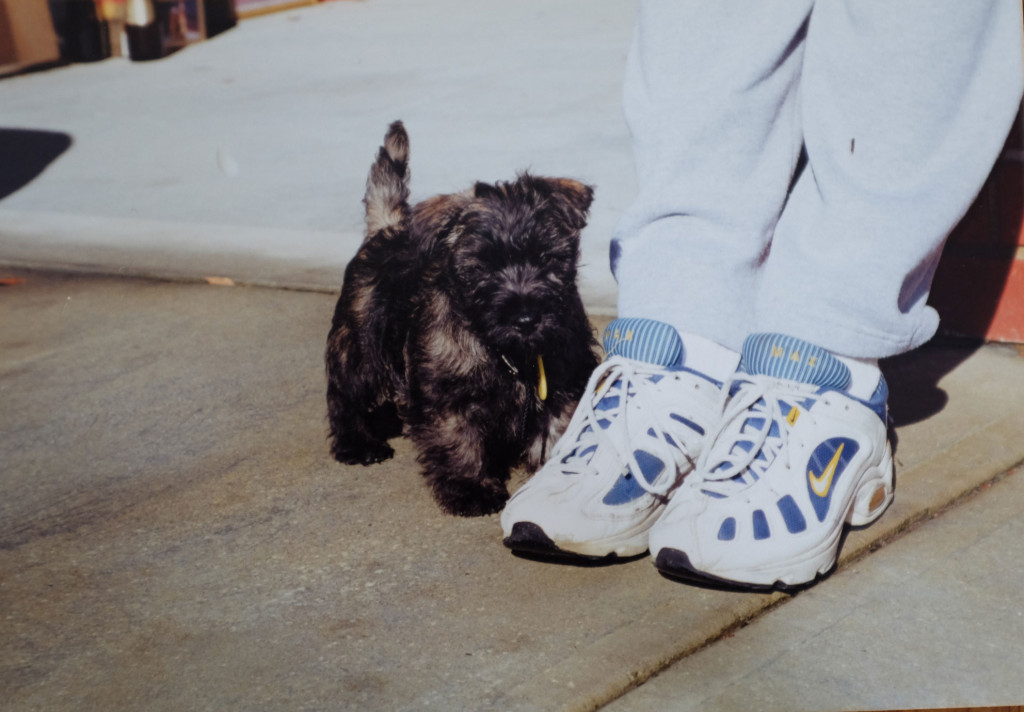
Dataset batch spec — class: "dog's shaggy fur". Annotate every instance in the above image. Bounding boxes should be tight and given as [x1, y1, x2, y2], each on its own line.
[326, 121, 599, 516]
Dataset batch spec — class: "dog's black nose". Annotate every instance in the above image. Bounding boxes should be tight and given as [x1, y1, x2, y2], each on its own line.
[513, 311, 540, 333]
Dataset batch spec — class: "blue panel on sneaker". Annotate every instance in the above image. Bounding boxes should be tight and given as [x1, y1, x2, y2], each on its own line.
[603, 318, 684, 367]
[752, 509, 771, 540]
[741, 333, 851, 391]
[601, 472, 644, 505]
[717, 517, 737, 541]
[669, 413, 705, 436]
[777, 494, 807, 534]
[864, 375, 890, 421]
[805, 437, 860, 522]
[634, 450, 665, 483]
[602, 449, 665, 505]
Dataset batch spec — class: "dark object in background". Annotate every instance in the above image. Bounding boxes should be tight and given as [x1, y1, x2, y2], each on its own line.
[49, 0, 110, 62]
[125, 0, 162, 61]
[203, 0, 236, 38]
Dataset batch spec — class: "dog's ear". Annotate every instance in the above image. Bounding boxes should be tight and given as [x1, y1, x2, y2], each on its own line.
[472, 181, 501, 201]
[410, 190, 473, 248]
[531, 176, 594, 231]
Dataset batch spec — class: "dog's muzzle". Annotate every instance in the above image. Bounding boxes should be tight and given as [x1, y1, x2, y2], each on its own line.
[513, 309, 541, 334]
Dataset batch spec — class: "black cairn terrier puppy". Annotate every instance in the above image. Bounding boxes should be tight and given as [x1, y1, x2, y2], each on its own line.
[326, 121, 599, 516]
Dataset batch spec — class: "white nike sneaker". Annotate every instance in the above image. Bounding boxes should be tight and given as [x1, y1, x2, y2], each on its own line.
[650, 333, 894, 591]
[500, 318, 724, 559]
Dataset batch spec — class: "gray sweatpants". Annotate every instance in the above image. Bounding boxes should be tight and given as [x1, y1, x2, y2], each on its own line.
[611, 0, 1023, 359]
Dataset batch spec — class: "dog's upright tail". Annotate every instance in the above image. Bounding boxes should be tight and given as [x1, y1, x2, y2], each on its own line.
[363, 121, 411, 236]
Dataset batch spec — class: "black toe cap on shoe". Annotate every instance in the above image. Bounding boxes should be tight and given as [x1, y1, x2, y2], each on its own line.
[655, 548, 815, 594]
[503, 522, 559, 555]
[503, 522, 636, 566]
[655, 548, 767, 592]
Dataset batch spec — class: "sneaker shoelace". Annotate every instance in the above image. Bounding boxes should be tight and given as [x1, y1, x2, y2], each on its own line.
[697, 376, 818, 498]
[551, 357, 702, 498]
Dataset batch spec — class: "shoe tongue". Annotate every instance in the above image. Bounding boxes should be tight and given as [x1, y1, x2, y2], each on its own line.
[740, 333, 851, 390]
[602, 318, 684, 367]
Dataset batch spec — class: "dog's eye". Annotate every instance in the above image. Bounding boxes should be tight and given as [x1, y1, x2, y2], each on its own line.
[540, 246, 573, 269]
[474, 236, 510, 268]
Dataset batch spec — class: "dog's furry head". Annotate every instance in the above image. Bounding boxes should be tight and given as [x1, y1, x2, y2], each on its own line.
[411, 174, 593, 359]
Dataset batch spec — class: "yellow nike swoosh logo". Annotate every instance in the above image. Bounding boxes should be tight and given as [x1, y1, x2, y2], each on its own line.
[808, 443, 844, 498]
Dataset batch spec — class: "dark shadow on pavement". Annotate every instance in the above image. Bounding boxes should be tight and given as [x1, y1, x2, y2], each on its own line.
[0, 128, 72, 201]
[881, 336, 983, 430]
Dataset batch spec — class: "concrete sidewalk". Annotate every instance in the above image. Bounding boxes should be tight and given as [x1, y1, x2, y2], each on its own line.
[0, 0, 633, 310]
[2, 269, 1024, 711]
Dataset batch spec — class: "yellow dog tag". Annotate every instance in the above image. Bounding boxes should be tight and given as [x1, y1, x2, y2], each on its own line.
[537, 354, 548, 401]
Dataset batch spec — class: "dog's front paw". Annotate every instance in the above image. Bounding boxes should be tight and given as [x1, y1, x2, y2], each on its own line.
[432, 477, 509, 517]
[331, 439, 395, 466]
